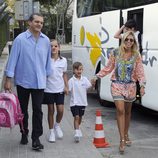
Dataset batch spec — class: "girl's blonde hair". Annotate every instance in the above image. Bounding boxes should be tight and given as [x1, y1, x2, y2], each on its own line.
[50, 39, 60, 46]
[50, 39, 62, 59]
[119, 31, 138, 57]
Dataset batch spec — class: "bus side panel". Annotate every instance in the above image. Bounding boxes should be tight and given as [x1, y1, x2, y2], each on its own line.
[140, 3, 158, 111]
[100, 70, 113, 102]
[101, 10, 121, 49]
[99, 10, 121, 102]
[72, 47, 97, 79]
[72, 3, 102, 80]
[141, 50, 158, 111]
[72, 14, 101, 48]
[143, 3, 158, 49]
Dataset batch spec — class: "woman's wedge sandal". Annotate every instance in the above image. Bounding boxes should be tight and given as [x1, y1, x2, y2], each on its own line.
[119, 139, 125, 154]
[125, 135, 132, 146]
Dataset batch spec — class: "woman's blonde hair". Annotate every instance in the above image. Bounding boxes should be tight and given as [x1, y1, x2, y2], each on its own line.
[119, 31, 138, 56]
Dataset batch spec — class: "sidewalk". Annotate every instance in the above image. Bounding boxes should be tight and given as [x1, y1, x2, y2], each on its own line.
[0, 42, 103, 158]
[0, 96, 103, 158]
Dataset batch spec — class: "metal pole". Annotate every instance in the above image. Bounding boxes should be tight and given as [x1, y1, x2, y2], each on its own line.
[56, 0, 65, 44]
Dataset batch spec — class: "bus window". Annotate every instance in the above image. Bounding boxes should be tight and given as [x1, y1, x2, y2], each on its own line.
[91, 0, 102, 15]
[125, 0, 144, 8]
[77, 0, 92, 17]
[125, 0, 158, 8]
[103, 0, 123, 11]
[77, 0, 158, 18]
[77, 0, 102, 17]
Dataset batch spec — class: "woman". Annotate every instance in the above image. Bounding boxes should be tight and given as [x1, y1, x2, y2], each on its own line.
[92, 31, 146, 154]
[43, 39, 69, 143]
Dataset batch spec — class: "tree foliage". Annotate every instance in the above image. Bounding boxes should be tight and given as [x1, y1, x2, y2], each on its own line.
[5, 0, 73, 42]
[5, 0, 15, 13]
[38, 0, 58, 6]
[39, 0, 73, 42]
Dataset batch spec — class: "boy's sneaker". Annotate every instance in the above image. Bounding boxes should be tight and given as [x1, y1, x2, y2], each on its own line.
[48, 130, 55, 143]
[20, 134, 28, 145]
[54, 125, 63, 139]
[74, 133, 80, 143]
[32, 139, 44, 150]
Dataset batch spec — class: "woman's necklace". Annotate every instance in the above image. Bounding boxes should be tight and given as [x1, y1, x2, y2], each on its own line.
[123, 52, 132, 61]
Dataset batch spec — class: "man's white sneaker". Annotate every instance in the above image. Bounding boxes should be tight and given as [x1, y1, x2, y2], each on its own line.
[48, 130, 55, 143]
[55, 126, 63, 139]
[74, 133, 80, 143]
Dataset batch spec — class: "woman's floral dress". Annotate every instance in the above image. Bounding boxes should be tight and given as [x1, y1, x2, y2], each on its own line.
[97, 49, 146, 102]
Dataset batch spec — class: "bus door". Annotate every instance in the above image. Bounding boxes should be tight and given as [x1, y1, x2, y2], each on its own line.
[127, 9, 143, 35]
[99, 10, 121, 101]
[127, 8, 144, 54]
[124, 8, 144, 103]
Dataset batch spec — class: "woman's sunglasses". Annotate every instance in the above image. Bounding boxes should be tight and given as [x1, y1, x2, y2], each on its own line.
[125, 38, 134, 42]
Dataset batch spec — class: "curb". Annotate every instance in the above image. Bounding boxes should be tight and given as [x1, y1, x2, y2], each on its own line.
[60, 44, 72, 52]
[0, 42, 10, 90]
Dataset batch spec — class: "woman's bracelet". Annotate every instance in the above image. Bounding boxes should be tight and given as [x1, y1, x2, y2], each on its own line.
[140, 85, 145, 88]
[93, 75, 98, 80]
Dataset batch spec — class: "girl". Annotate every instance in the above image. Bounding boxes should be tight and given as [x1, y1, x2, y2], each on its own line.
[43, 39, 68, 142]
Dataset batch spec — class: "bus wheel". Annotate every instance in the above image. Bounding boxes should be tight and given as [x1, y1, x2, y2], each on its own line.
[96, 78, 100, 98]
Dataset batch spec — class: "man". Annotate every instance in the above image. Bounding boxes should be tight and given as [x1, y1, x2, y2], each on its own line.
[4, 13, 52, 150]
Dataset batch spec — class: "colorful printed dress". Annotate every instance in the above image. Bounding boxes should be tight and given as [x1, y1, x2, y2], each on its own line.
[97, 49, 146, 102]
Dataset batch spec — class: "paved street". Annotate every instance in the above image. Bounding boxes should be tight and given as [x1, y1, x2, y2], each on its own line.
[83, 93, 158, 158]
[0, 44, 104, 158]
[61, 49, 158, 158]
[0, 44, 158, 158]
[0, 93, 104, 158]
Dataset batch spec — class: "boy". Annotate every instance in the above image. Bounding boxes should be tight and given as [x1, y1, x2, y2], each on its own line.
[68, 62, 92, 142]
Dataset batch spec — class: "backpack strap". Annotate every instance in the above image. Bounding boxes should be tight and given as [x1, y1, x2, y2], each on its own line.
[13, 93, 24, 132]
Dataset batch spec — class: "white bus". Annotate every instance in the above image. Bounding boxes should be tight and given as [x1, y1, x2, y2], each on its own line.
[72, 0, 158, 111]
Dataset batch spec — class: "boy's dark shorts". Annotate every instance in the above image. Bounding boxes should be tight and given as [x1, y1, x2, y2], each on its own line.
[70, 106, 86, 117]
[43, 92, 65, 105]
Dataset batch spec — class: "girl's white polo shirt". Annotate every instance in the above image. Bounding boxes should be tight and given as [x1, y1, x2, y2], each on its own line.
[68, 75, 92, 107]
[45, 57, 67, 93]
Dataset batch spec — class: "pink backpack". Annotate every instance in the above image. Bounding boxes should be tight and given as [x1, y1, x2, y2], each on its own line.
[0, 92, 24, 129]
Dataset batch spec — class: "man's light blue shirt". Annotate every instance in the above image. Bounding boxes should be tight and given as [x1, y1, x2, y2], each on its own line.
[5, 30, 52, 89]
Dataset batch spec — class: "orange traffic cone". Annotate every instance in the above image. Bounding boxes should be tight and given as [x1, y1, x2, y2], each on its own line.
[93, 109, 110, 148]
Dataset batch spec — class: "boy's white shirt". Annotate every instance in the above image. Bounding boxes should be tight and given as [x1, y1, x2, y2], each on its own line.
[45, 57, 67, 93]
[68, 75, 92, 107]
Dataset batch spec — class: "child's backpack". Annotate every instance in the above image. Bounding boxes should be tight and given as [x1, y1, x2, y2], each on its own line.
[0, 92, 24, 129]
